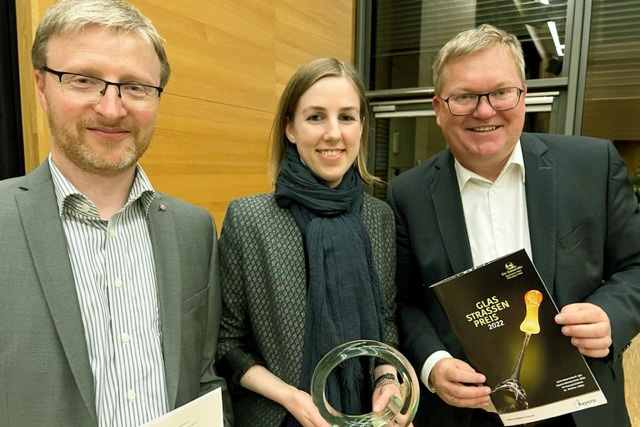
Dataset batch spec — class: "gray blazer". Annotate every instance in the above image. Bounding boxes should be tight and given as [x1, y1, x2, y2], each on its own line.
[0, 162, 232, 427]
[217, 192, 398, 427]
[387, 133, 640, 427]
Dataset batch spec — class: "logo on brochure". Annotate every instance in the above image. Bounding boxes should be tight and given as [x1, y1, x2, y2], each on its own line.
[574, 398, 597, 409]
[501, 260, 523, 280]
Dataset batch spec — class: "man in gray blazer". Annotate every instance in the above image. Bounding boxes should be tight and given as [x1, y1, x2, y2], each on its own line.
[387, 25, 640, 427]
[0, 1, 231, 426]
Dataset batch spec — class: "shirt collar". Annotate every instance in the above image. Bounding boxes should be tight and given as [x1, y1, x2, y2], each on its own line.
[48, 155, 156, 218]
[454, 139, 525, 190]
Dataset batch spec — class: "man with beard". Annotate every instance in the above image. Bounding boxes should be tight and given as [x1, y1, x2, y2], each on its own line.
[0, 1, 232, 426]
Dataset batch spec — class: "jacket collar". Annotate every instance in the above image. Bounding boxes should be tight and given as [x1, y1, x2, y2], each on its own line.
[16, 162, 98, 423]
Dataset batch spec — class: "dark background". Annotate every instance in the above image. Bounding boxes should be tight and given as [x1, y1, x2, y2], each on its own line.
[0, 0, 25, 180]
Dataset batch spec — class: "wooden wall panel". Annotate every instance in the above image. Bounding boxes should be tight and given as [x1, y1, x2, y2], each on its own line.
[136, 0, 277, 112]
[16, 0, 355, 229]
[274, 0, 354, 92]
[143, 93, 273, 225]
[15, 0, 55, 170]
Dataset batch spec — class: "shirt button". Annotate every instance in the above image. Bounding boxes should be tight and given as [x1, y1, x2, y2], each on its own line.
[121, 332, 130, 343]
[81, 203, 90, 213]
[108, 227, 116, 237]
[127, 390, 136, 401]
[114, 279, 123, 289]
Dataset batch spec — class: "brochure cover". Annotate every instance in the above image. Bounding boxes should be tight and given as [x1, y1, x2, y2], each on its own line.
[430, 249, 607, 426]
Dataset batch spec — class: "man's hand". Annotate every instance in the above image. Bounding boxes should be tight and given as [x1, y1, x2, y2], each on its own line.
[555, 303, 612, 358]
[429, 358, 491, 408]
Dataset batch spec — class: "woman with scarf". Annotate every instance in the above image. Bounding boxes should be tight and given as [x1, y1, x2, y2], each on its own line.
[216, 57, 403, 427]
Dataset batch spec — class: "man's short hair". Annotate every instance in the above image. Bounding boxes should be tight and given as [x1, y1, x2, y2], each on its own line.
[432, 24, 525, 95]
[32, 0, 170, 87]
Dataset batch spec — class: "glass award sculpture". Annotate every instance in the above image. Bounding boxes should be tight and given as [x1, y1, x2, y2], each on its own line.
[310, 340, 419, 427]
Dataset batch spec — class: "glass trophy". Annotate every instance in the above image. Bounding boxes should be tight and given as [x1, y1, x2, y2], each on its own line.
[310, 340, 419, 427]
[492, 289, 543, 413]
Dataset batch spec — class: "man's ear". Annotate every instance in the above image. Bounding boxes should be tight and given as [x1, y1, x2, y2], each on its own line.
[34, 70, 48, 112]
[432, 96, 442, 127]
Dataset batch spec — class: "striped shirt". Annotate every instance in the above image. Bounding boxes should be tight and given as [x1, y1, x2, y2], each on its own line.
[49, 157, 169, 427]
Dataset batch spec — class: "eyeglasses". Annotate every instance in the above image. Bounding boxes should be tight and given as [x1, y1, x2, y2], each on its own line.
[442, 87, 524, 116]
[41, 66, 163, 110]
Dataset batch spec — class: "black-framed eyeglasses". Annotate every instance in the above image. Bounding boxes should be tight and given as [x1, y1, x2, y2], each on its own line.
[442, 87, 524, 116]
[41, 66, 163, 110]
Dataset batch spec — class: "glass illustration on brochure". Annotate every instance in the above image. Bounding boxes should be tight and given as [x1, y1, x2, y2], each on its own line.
[430, 249, 607, 426]
[492, 289, 543, 413]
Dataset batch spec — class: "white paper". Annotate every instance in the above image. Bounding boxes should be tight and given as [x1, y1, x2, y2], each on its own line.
[141, 388, 224, 427]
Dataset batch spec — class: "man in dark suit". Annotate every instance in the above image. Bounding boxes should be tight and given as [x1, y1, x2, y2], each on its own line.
[0, 1, 231, 426]
[387, 24, 640, 427]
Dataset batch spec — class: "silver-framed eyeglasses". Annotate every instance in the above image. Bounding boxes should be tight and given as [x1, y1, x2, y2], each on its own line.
[442, 87, 524, 116]
[41, 66, 163, 110]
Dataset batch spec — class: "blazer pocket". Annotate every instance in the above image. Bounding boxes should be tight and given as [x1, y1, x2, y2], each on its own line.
[559, 213, 602, 251]
[183, 285, 209, 314]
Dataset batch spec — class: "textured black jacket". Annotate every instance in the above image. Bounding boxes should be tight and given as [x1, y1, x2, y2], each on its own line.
[216, 192, 399, 426]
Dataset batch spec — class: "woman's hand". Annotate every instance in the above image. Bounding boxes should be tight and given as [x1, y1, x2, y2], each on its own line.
[240, 365, 330, 427]
[281, 387, 332, 427]
[372, 379, 414, 427]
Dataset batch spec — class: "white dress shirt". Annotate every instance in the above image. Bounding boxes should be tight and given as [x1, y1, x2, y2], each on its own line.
[421, 141, 533, 391]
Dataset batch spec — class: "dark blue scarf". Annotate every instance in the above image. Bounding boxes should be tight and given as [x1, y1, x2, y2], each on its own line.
[275, 147, 385, 420]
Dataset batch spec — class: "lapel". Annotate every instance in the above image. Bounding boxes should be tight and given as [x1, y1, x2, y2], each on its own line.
[147, 195, 182, 409]
[521, 133, 557, 295]
[428, 149, 474, 273]
[15, 162, 97, 423]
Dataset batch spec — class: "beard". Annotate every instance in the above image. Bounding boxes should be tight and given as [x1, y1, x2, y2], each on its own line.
[47, 109, 155, 177]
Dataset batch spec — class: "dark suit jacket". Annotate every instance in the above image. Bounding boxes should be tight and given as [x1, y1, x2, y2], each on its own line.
[0, 162, 232, 427]
[216, 192, 398, 427]
[386, 133, 640, 427]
